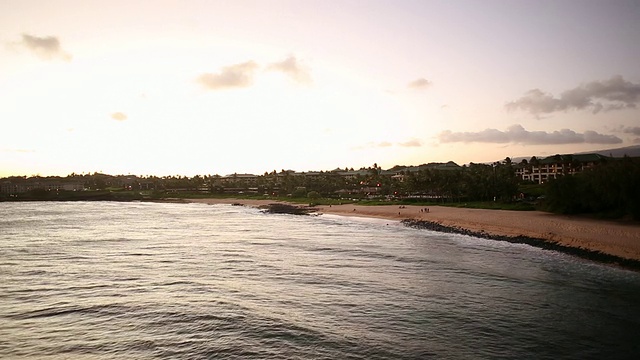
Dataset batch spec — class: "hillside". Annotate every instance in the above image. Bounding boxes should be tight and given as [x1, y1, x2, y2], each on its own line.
[502, 145, 640, 164]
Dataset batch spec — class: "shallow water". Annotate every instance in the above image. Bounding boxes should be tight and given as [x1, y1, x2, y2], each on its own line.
[1, 201, 639, 359]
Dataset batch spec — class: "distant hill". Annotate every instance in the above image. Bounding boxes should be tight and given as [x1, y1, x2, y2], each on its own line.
[496, 145, 640, 165]
[579, 145, 640, 158]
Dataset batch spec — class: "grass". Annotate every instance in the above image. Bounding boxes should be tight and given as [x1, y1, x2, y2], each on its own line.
[2, 188, 536, 211]
[145, 191, 537, 211]
[356, 199, 535, 211]
[440, 201, 536, 211]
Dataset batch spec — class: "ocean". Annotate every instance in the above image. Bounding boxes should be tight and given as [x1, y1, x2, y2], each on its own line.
[1, 201, 639, 359]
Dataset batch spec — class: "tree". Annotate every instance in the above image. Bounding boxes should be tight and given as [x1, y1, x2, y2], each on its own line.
[542, 157, 640, 219]
[530, 156, 540, 167]
[292, 187, 307, 198]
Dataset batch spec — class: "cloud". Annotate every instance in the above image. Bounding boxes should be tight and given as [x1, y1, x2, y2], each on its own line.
[407, 78, 431, 89]
[111, 112, 127, 121]
[17, 33, 72, 61]
[438, 124, 622, 145]
[353, 139, 423, 150]
[197, 61, 259, 90]
[506, 76, 640, 115]
[266, 56, 311, 84]
[398, 139, 422, 147]
[622, 126, 640, 136]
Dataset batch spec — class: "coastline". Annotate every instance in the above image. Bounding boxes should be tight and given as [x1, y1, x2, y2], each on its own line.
[186, 198, 640, 268]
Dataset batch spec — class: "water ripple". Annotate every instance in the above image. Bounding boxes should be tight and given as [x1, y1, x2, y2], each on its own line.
[1, 202, 640, 359]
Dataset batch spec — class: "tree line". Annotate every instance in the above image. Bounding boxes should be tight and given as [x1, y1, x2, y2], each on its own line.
[3, 157, 640, 220]
[542, 156, 640, 220]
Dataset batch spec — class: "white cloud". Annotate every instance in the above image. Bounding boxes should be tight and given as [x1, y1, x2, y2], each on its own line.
[266, 56, 311, 84]
[438, 124, 622, 145]
[197, 61, 259, 90]
[398, 139, 422, 147]
[17, 33, 72, 61]
[506, 76, 640, 115]
[407, 78, 431, 89]
[111, 112, 127, 121]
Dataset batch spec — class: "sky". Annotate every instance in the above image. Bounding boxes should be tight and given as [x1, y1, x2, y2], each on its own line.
[1, 0, 640, 177]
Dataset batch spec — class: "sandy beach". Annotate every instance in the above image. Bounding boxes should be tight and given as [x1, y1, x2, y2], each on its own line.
[188, 198, 640, 262]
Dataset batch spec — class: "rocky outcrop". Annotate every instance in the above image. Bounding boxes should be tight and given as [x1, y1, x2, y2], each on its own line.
[402, 219, 640, 271]
[259, 203, 319, 215]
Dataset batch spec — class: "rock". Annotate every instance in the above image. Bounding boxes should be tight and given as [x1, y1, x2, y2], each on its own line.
[401, 219, 640, 271]
[259, 203, 319, 215]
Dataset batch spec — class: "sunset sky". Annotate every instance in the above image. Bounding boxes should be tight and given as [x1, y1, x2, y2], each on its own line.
[2, 0, 640, 177]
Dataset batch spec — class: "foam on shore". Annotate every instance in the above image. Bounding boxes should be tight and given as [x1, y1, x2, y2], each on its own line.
[187, 198, 640, 268]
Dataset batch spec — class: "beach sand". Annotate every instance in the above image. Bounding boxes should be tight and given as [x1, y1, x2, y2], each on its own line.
[187, 198, 640, 262]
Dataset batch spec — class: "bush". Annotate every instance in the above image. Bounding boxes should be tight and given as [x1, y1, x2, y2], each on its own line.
[307, 191, 320, 199]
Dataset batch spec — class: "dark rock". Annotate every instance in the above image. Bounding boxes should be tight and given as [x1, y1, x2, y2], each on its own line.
[401, 219, 640, 271]
[259, 203, 318, 215]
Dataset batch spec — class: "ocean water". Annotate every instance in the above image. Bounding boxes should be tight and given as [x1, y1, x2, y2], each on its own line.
[1, 201, 640, 359]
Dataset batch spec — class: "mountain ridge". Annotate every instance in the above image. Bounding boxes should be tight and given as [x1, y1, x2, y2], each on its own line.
[497, 145, 640, 164]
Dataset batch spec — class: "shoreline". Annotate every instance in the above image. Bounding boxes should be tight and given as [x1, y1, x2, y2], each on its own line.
[401, 219, 640, 270]
[187, 198, 640, 269]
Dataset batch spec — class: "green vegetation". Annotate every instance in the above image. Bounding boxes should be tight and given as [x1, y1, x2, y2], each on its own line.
[542, 156, 640, 220]
[307, 191, 321, 200]
[517, 183, 546, 198]
[1, 189, 143, 202]
[2, 156, 638, 219]
[0, 163, 524, 209]
[441, 201, 535, 211]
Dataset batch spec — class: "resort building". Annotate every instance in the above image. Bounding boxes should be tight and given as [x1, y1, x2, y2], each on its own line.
[219, 174, 258, 185]
[516, 153, 610, 184]
[0, 180, 84, 194]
